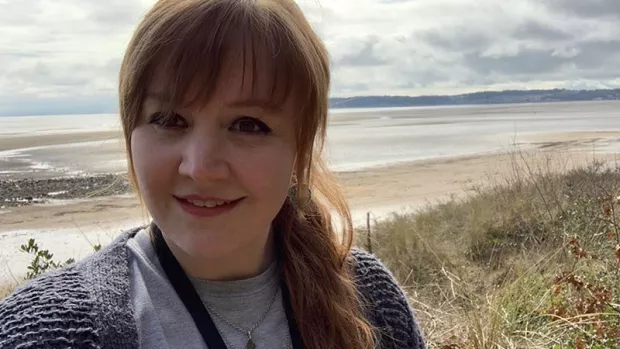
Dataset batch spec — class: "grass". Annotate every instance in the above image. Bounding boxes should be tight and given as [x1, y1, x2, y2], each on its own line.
[3, 146, 620, 348]
[0, 280, 18, 301]
[356, 149, 620, 348]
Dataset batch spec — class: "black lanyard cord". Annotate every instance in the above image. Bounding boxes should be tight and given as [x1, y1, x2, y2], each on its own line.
[150, 223, 304, 349]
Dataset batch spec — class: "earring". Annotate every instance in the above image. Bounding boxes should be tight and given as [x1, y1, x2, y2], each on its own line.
[288, 184, 312, 206]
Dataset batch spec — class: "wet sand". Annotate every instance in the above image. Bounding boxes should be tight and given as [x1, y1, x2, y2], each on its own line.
[2, 130, 618, 232]
[0, 130, 619, 283]
[0, 131, 122, 152]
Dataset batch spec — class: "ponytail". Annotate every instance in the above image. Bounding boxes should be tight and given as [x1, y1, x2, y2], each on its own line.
[273, 159, 376, 349]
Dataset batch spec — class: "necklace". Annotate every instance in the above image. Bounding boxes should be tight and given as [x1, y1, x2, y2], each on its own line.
[203, 286, 280, 349]
[149, 223, 303, 349]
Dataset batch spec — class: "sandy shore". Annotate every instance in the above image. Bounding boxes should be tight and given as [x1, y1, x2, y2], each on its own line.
[0, 131, 122, 152]
[1, 130, 619, 283]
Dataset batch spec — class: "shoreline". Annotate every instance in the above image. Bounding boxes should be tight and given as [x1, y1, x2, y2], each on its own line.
[1, 132, 619, 228]
[1, 131, 619, 283]
[2, 129, 619, 206]
[0, 131, 122, 153]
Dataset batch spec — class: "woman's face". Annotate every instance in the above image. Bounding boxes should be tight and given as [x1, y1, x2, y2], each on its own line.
[130, 63, 297, 265]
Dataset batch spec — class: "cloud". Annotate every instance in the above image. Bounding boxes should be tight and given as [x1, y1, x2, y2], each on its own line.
[0, 0, 148, 115]
[315, 0, 620, 96]
[513, 20, 573, 41]
[1, 0, 620, 115]
[542, 0, 620, 19]
[333, 36, 388, 67]
[87, 0, 147, 27]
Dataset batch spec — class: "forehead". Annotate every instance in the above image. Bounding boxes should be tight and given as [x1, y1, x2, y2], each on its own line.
[145, 46, 296, 113]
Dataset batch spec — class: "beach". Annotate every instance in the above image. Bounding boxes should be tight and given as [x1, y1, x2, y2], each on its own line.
[1, 101, 620, 283]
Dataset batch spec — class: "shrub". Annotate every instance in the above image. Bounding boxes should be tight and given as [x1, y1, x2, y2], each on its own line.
[19, 238, 77, 280]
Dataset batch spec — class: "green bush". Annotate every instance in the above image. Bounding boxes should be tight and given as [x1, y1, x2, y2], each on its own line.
[19, 238, 77, 280]
[19, 238, 102, 280]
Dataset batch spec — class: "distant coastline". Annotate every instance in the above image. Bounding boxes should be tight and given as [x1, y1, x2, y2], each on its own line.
[2, 88, 620, 117]
[329, 88, 620, 109]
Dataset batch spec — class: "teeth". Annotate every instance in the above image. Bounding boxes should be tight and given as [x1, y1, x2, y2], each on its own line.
[187, 199, 230, 208]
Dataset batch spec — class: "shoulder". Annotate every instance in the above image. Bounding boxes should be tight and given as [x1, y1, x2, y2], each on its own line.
[350, 248, 426, 349]
[0, 265, 100, 348]
[0, 226, 143, 349]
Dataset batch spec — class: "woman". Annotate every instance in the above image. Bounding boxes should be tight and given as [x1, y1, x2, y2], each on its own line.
[0, 0, 425, 348]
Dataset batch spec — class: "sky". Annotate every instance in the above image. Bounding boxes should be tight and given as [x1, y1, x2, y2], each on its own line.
[1, 0, 620, 116]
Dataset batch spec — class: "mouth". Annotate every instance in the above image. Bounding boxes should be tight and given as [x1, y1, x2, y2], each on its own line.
[174, 196, 245, 217]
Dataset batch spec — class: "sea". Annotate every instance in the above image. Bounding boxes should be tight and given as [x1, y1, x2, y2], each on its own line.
[1, 100, 620, 283]
[1, 100, 620, 179]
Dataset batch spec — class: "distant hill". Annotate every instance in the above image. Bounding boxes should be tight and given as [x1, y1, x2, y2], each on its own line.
[329, 88, 620, 109]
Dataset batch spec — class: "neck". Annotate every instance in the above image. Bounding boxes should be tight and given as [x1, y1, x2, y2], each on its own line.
[161, 229, 276, 281]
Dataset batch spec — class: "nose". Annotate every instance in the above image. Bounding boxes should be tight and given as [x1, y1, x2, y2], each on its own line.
[178, 132, 231, 182]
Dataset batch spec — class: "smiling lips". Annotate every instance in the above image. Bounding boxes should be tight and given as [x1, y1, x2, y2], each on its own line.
[174, 195, 244, 217]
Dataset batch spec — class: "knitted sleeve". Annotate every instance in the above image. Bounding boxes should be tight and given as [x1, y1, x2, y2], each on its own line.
[351, 248, 426, 349]
[0, 267, 100, 349]
[0, 229, 139, 349]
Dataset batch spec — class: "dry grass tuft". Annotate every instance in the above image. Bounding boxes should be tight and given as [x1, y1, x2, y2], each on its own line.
[0, 280, 19, 301]
[356, 148, 620, 348]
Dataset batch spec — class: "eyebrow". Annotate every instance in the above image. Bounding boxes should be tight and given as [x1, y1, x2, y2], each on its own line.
[227, 98, 283, 113]
[145, 91, 283, 112]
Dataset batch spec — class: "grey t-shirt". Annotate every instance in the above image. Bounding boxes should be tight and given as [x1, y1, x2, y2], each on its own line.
[127, 228, 292, 349]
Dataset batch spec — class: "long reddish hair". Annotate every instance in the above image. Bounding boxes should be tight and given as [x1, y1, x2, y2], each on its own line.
[118, 1, 375, 348]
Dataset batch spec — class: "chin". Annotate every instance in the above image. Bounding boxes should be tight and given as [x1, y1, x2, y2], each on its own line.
[176, 227, 242, 259]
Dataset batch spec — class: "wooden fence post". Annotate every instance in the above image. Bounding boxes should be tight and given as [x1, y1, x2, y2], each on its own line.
[366, 211, 373, 254]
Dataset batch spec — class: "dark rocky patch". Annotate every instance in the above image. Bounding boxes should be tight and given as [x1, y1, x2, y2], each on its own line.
[0, 174, 133, 208]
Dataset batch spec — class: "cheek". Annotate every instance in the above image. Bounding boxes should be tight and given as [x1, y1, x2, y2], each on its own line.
[130, 128, 177, 195]
[233, 142, 296, 198]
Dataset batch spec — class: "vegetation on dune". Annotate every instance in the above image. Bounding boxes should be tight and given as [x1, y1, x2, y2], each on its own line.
[357, 153, 620, 348]
[0, 281, 17, 302]
[3, 150, 620, 348]
[0, 236, 102, 300]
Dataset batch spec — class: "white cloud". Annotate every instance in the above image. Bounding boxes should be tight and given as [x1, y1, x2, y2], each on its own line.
[1, 0, 619, 115]
[0, 0, 148, 115]
[304, 0, 620, 96]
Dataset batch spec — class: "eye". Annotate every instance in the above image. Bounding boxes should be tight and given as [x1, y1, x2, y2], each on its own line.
[230, 117, 272, 135]
[148, 112, 188, 129]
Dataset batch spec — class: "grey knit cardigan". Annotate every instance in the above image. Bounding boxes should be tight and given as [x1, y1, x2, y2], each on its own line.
[0, 227, 425, 349]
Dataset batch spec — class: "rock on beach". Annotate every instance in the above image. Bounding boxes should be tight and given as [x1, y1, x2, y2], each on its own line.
[0, 174, 133, 208]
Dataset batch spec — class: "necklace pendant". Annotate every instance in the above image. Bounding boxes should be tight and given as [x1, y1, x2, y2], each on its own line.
[246, 338, 256, 349]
